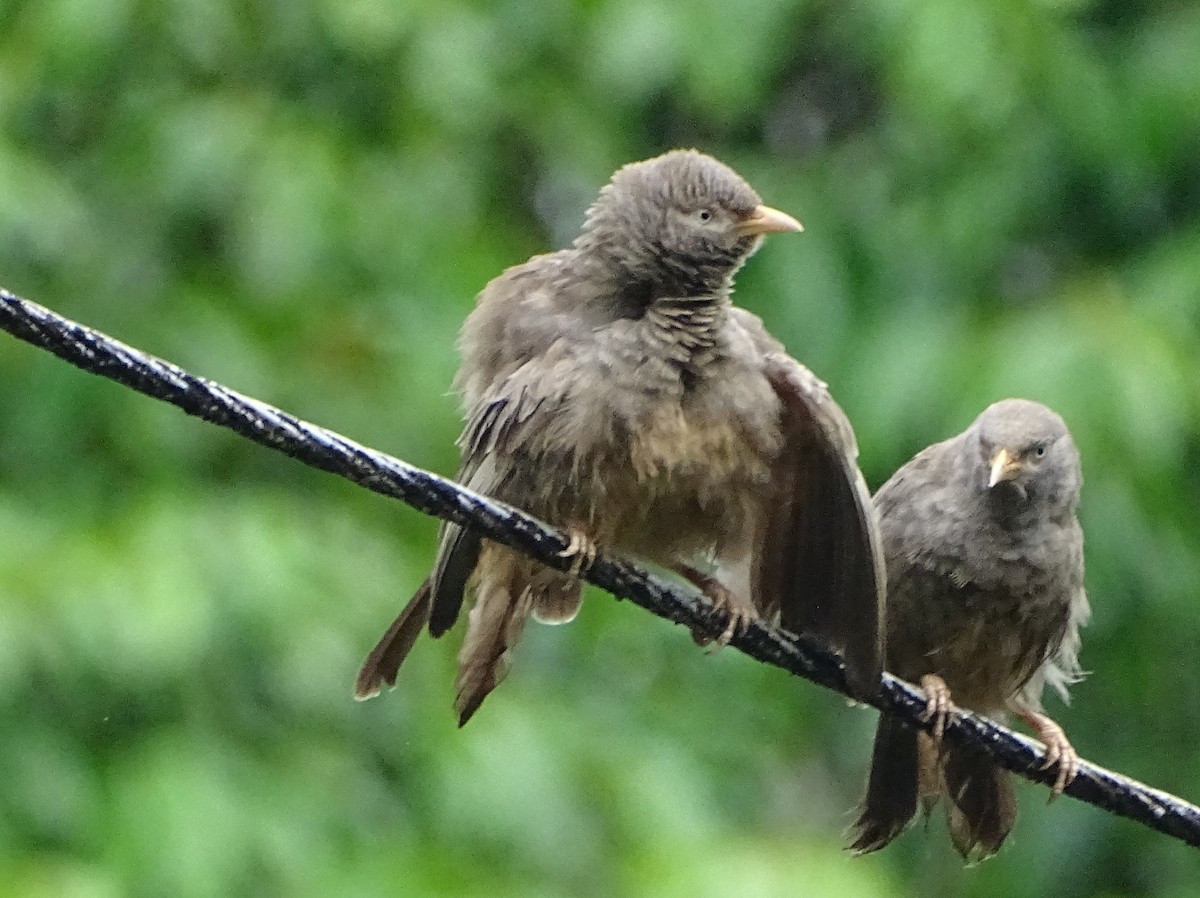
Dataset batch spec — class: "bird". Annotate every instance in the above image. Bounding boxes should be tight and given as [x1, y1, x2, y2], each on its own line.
[849, 398, 1090, 862]
[354, 149, 886, 725]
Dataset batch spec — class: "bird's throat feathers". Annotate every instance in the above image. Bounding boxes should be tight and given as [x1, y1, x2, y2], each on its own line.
[576, 228, 745, 298]
[644, 292, 730, 362]
[942, 438, 1045, 533]
[984, 483, 1042, 531]
[569, 244, 735, 363]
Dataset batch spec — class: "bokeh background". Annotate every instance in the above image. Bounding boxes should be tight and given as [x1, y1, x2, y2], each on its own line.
[1, 1, 1199, 895]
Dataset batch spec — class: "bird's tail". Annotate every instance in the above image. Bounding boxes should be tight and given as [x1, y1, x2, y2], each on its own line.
[942, 746, 1017, 862]
[354, 580, 433, 700]
[454, 551, 535, 726]
[850, 714, 922, 853]
[850, 712, 1017, 861]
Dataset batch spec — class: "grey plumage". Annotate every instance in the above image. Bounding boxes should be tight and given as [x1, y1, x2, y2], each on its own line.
[850, 398, 1090, 861]
[355, 149, 885, 724]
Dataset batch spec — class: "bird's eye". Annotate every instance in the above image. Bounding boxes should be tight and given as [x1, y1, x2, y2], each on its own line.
[1033, 444, 1047, 458]
[697, 209, 713, 222]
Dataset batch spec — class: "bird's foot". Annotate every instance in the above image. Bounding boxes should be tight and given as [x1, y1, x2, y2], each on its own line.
[1022, 711, 1079, 799]
[557, 526, 598, 578]
[673, 564, 755, 649]
[706, 585, 754, 650]
[919, 674, 956, 747]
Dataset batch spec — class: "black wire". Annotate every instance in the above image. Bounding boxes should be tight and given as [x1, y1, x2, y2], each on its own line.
[2, 285, 1198, 848]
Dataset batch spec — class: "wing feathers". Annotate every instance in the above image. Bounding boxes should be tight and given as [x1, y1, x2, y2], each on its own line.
[428, 523, 483, 637]
[755, 354, 885, 696]
[429, 365, 564, 637]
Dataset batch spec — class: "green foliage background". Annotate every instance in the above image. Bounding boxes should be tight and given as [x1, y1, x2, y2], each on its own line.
[1, 1, 1198, 895]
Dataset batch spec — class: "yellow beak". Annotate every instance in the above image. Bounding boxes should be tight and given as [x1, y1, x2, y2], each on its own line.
[735, 204, 804, 237]
[987, 448, 1022, 488]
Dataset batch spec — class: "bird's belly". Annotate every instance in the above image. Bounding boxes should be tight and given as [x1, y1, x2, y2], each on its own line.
[501, 346, 782, 562]
[916, 585, 1069, 713]
[627, 399, 770, 482]
[519, 393, 775, 559]
[593, 405, 768, 555]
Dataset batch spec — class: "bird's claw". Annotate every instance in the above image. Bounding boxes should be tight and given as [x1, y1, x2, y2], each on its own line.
[672, 565, 756, 650]
[557, 527, 598, 577]
[1025, 712, 1079, 800]
[919, 674, 955, 747]
[695, 577, 757, 651]
[709, 600, 753, 651]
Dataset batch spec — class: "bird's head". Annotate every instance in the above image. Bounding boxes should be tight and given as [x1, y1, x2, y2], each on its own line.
[576, 149, 802, 296]
[971, 399, 1081, 512]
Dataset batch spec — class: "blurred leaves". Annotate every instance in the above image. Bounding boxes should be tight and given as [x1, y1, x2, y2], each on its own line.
[1, 0, 1198, 895]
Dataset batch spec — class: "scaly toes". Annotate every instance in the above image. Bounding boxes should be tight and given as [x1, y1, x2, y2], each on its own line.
[670, 565, 756, 651]
[1046, 737, 1079, 800]
[711, 608, 752, 651]
[918, 674, 954, 745]
[702, 586, 756, 652]
[1025, 712, 1079, 801]
[1041, 736, 1061, 771]
[557, 528, 598, 577]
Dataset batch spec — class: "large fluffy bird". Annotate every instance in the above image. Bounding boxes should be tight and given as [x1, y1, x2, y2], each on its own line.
[850, 398, 1090, 861]
[355, 149, 885, 724]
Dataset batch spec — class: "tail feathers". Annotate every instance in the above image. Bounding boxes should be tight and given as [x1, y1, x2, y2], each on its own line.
[916, 731, 941, 817]
[851, 717, 1017, 862]
[454, 577, 534, 726]
[354, 580, 433, 700]
[943, 748, 1017, 863]
[849, 715, 920, 854]
[531, 579, 583, 625]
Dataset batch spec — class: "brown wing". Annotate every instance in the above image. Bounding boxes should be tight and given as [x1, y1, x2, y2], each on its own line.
[754, 352, 886, 697]
[427, 352, 573, 636]
[357, 261, 593, 697]
[356, 373, 566, 703]
[352, 449, 507, 696]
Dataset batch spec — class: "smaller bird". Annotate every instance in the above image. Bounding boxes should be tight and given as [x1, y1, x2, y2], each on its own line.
[850, 399, 1090, 862]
